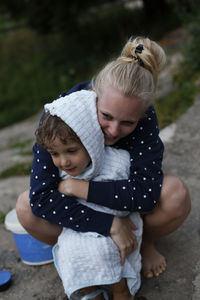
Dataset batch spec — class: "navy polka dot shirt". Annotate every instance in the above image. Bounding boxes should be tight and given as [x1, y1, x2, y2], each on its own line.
[30, 81, 164, 236]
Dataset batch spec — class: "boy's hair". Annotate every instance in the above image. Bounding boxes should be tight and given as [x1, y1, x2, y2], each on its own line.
[35, 112, 81, 149]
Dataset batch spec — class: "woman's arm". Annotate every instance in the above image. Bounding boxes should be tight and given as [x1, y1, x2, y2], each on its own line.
[30, 143, 114, 235]
[65, 107, 164, 213]
[30, 145, 138, 262]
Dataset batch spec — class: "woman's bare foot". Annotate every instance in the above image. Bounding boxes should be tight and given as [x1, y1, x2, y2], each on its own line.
[141, 241, 166, 278]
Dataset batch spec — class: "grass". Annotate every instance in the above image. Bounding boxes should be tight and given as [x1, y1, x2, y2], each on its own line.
[7, 139, 33, 149]
[0, 139, 33, 152]
[0, 211, 6, 224]
[7, 139, 33, 156]
[0, 162, 32, 179]
[155, 74, 199, 128]
[0, 29, 72, 129]
[18, 149, 33, 156]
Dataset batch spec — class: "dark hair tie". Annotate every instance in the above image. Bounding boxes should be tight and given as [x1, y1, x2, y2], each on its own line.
[135, 44, 144, 54]
[127, 55, 137, 60]
[127, 52, 144, 67]
[135, 44, 144, 67]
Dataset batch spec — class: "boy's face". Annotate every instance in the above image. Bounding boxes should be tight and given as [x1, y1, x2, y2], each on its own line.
[47, 137, 91, 177]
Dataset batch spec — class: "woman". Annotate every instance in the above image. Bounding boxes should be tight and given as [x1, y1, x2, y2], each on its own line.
[16, 36, 191, 281]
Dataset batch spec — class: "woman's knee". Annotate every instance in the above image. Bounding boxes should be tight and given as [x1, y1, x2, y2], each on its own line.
[16, 190, 34, 228]
[16, 190, 29, 214]
[160, 175, 191, 219]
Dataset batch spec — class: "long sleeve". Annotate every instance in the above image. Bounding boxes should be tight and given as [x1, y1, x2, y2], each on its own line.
[30, 80, 164, 234]
[30, 143, 114, 235]
[87, 106, 164, 212]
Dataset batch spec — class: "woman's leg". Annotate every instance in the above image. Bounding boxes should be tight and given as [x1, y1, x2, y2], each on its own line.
[16, 190, 62, 245]
[112, 278, 134, 300]
[141, 174, 191, 278]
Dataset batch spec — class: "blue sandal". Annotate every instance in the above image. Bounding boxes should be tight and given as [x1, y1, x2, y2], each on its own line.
[0, 270, 12, 291]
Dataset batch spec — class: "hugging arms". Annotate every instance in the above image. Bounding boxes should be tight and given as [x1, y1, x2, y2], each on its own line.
[17, 36, 190, 278]
[29, 81, 163, 255]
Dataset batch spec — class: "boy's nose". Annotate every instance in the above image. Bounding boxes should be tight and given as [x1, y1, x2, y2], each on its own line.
[60, 156, 70, 168]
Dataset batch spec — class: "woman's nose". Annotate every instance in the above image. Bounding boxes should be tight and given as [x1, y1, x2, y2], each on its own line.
[108, 122, 119, 137]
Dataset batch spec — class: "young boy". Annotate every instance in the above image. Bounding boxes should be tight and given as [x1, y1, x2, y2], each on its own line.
[35, 90, 143, 300]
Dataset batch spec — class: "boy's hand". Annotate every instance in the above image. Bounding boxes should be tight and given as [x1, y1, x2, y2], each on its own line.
[58, 178, 89, 200]
[110, 216, 138, 265]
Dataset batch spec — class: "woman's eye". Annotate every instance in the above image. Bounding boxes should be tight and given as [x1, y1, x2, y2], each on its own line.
[123, 121, 135, 126]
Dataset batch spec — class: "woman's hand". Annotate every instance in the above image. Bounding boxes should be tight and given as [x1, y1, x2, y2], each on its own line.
[58, 178, 89, 200]
[110, 216, 138, 265]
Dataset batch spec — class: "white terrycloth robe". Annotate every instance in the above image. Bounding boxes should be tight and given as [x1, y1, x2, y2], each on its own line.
[45, 90, 143, 299]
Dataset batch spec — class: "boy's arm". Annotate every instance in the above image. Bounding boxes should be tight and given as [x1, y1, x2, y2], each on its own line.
[58, 178, 89, 200]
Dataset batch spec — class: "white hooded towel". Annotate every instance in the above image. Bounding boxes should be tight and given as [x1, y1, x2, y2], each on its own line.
[44, 90, 143, 298]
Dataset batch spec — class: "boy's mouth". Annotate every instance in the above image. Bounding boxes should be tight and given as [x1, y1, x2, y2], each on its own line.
[64, 167, 76, 172]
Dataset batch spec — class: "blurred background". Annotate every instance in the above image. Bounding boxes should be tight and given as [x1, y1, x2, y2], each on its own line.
[0, 0, 200, 130]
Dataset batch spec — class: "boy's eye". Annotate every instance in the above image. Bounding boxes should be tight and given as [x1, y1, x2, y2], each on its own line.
[67, 148, 78, 153]
[50, 152, 58, 156]
[102, 113, 112, 120]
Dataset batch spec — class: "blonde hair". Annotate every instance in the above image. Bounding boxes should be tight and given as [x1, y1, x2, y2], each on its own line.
[93, 36, 166, 110]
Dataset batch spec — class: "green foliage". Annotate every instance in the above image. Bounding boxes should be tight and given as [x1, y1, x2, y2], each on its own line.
[6, 139, 33, 150]
[0, 162, 32, 179]
[182, 20, 200, 75]
[0, 211, 6, 224]
[0, 5, 180, 129]
[154, 0, 200, 127]
[0, 0, 181, 38]
[155, 73, 199, 128]
[173, 0, 200, 75]
[0, 138, 33, 155]
[0, 1, 186, 129]
[0, 0, 118, 34]
[7, 139, 33, 155]
[173, 0, 199, 23]
[0, 29, 73, 128]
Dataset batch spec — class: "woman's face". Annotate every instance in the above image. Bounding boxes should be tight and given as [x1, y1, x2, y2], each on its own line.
[97, 86, 144, 145]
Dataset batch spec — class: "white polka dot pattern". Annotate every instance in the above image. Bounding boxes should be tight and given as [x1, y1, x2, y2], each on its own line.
[30, 84, 164, 235]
